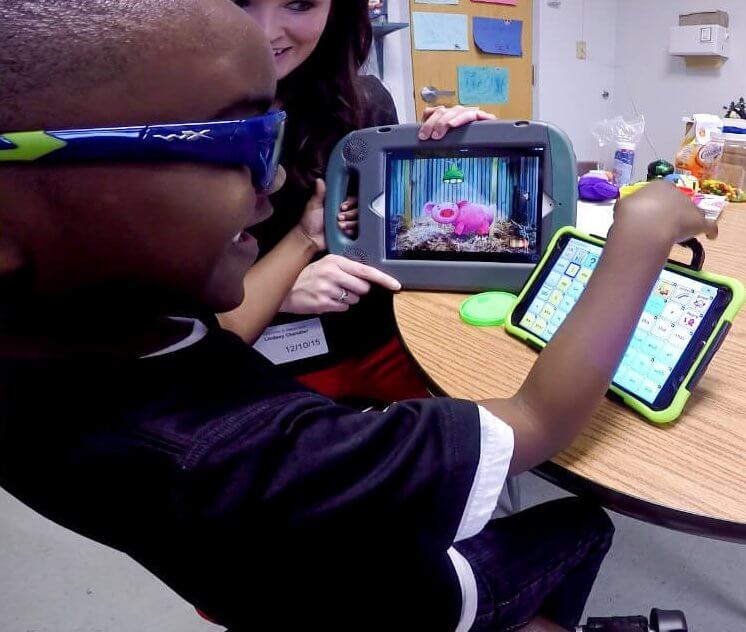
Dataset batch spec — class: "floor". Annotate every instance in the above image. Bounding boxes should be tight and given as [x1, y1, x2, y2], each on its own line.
[1, 472, 744, 632]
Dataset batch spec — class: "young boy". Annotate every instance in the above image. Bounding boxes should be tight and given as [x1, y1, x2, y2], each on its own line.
[0, 1, 716, 631]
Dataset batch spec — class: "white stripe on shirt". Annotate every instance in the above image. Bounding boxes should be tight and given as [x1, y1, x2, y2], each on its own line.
[450, 405, 515, 631]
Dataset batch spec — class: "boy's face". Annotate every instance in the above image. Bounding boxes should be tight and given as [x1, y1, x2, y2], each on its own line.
[6, 2, 279, 313]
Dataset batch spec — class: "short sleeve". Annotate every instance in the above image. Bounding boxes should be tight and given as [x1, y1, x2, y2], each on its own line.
[454, 405, 515, 542]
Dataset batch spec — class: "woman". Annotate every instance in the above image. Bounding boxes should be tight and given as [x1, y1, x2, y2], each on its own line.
[221, 0, 494, 404]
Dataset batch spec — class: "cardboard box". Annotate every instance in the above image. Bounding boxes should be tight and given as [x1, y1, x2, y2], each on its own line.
[679, 11, 729, 28]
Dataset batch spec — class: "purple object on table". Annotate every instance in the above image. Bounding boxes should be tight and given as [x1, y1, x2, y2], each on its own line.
[578, 176, 619, 202]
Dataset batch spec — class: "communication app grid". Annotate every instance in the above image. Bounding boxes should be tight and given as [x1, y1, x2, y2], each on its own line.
[519, 238, 718, 404]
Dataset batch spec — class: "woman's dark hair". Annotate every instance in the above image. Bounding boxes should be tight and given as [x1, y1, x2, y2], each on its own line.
[278, 0, 372, 193]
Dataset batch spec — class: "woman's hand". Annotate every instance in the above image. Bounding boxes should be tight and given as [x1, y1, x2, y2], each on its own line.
[337, 196, 358, 238]
[297, 178, 327, 252]
[419, 105, 496, 140]
[280, 254, 401, 314]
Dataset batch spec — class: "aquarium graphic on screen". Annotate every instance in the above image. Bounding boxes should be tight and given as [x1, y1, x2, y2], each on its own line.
[385, 148, 543, 263]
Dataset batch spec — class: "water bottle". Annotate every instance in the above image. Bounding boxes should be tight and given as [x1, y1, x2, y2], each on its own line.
[613, 141, 637, 187]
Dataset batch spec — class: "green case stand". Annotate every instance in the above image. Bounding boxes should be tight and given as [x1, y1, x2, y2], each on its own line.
[505, 226, 746, 424]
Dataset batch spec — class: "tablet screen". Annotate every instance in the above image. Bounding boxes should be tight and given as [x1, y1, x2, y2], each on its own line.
[517, 237, 723, 406]
[385, 147, 543, 263]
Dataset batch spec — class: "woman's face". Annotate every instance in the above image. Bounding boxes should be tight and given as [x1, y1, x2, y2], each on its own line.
[236, 0, 333, 81]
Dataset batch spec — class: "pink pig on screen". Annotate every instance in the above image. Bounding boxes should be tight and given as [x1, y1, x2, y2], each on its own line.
[424, 200, 496, 236]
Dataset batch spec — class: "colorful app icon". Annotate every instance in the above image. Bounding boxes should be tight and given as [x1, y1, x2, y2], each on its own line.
[577, 268, 593, 284]
[567, 281, 585, 299]
[679, 310, 701, 331]
[657, 344, 679, 366]
[638, 312, 656, 331]
[533, 318, 547, 335]
[670, 326, 692, 348]
[670, 286, 695, 306]
[583, 253, 600, 269]
[540, 305, 556, 322]
[560, 295, 576, 312]
[651, 320, 675, 339]
[662, 303, 684, 323]
[565, 262, 581, 278]
[655, 281, 673, 299]
[548, 290, 564, 306]
[644, 294, 666, 317]
[545, 272, 562, 288]
[528, 299, 545, 315]
[557, 277, 572, 292]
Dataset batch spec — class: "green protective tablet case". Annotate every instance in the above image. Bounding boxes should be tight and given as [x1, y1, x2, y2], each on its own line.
[505, 226, 746, 424]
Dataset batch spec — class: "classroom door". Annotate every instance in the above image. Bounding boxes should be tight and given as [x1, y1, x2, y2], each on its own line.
[409, 0, 533, 121]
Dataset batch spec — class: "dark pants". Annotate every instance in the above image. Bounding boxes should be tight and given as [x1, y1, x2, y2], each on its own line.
[456, 497, 615, 631]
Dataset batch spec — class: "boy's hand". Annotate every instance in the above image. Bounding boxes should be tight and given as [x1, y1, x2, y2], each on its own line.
[418, 105, 496, 141]
[613, 180, 718, 244]
[297, 179, 326, 252]
[280, 254, 401, 314]
[337, 196, 358, 238]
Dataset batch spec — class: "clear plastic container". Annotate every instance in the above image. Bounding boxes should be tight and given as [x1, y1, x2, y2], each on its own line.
[714, 131, 746, 189]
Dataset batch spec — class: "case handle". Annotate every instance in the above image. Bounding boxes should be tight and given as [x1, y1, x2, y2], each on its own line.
[669, 238, 705, 272]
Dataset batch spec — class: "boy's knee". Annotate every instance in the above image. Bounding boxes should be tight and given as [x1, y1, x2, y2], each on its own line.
[551, 497, 615, 548]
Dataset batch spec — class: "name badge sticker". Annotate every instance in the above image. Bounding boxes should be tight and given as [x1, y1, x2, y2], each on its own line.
[253, 318, 329, 365]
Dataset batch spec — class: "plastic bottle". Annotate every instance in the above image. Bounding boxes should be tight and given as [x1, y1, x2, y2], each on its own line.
[613, 141, 636, 187]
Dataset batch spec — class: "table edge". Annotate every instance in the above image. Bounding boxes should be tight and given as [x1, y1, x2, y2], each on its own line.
[534, 461, 746, 544]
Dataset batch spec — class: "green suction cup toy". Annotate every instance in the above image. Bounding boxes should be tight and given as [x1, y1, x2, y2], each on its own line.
[459, 292, 518, 327]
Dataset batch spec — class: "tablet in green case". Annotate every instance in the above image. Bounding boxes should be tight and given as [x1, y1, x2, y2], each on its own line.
[505, 226, 745, 424]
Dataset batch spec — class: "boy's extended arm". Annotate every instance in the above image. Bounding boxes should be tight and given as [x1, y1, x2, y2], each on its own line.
[481, 182, 718, 475]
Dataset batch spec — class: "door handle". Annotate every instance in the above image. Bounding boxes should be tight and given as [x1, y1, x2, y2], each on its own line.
[421, 86, 456, 104]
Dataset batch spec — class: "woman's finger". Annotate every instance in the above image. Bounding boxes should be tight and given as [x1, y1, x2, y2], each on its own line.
[329, 269, 372, 297]
[336, 258, 401, 291]
[340, 196, 359, 212]
[419, 106, 450, 140]
[431, 106, 469, 139]
[337, 209, 359, 221]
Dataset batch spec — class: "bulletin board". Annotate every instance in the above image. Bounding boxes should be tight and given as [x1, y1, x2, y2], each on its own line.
[409, 0, 533, 120]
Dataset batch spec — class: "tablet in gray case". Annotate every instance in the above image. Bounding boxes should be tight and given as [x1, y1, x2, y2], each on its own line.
[325, 120, 577, 292]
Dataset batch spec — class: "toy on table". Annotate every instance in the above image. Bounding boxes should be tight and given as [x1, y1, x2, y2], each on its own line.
[578, 175, 619, 202]
[700, 178, 746, 203]
[723, 97, 746, 120]
[647, 159, 675, 180]
[459, 291, 517, 327]
[325, 120, 578, 292]
[675, 114, 724, 180]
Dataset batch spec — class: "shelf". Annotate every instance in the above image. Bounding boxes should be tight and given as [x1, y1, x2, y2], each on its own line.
[372, 22, 409, 37]
[371, 22, 409, 78]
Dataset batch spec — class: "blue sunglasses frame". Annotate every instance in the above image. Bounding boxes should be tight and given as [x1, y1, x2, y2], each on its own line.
[0, 111, 286, 192]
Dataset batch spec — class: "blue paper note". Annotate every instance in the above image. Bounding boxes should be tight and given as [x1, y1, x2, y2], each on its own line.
[412, 12, 469, 51]
[458, 66, 509, 105]
[473, 17, 523, 56]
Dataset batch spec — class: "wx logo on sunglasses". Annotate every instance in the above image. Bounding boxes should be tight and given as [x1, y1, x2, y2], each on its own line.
[153, 129, 213, 142]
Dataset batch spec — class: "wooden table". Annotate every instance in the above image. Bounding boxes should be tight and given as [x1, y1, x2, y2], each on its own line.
[394, 204, 746, 542]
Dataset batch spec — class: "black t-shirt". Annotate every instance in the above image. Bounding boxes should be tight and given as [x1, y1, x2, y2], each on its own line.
[0, 326, 478, 630]
[254, 76, 400, 375]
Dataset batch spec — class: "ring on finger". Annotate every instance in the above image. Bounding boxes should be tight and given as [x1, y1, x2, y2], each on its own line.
[336, 288, 349, 303]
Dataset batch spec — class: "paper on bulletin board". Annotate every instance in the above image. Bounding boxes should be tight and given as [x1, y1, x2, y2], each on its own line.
[470, 0, 517, 5]
[412, 12, 470, 51]
[458, 66, 509, 105]
[415, 0, 459, 5]
[473, 17, 523, 56]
